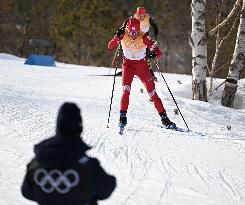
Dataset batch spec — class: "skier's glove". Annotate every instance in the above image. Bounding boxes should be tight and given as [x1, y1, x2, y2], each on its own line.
[147, 51, 157, 59]
[116, 27, 125, 37]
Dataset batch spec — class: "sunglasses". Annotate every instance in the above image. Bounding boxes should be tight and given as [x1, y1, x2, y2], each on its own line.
[129, 31, 138, 36]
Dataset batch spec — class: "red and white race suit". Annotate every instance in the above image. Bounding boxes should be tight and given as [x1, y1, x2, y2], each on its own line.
[108, 30, 165, 113]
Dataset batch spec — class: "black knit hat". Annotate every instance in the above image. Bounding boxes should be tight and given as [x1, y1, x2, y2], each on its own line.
[56, 102, 83, 137]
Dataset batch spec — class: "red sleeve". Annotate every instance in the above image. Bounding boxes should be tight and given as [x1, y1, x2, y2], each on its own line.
[143, 34, 163, 59]
[108, 34, 123, 49]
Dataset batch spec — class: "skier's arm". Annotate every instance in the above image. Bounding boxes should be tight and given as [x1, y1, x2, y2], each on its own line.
[108, 33, 124, 49]
[91, 158, 116, 200]
[108, 17, 130, 49]
[143, 34, 163, 58]
[149, 16, 159, 40]
[108, 35, 120, 49]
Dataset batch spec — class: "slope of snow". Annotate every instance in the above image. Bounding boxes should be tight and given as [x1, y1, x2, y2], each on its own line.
[0, 54, 245, 205]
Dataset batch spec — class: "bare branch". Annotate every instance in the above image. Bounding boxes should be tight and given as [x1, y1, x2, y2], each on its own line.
[208, 80, 226, 97]
[213, 60, 231, 76]
[221, 16, 239, 42]
[209, 0, 242, 36]
[210, 16, 239, 78]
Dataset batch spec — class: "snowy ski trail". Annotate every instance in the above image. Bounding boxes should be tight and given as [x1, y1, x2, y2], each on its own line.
[0, 54, 245, 205]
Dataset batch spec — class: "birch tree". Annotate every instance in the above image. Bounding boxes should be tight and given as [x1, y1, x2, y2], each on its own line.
[191, 0, 208, 101]
[221, 0, 245, 107]
[208, 15, 239, 94]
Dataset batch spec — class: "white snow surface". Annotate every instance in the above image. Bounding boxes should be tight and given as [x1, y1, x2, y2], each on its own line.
[0, 53, 245, 205]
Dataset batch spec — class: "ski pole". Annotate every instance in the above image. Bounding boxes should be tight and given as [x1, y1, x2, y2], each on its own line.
[154, 60, 190, 130]
[108, 43, 120, 75]
[107, 44, 121, 128]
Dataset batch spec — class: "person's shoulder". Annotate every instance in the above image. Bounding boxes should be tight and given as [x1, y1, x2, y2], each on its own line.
[142, 32, 151, 40]
[78, 155, 100, 166]
[26, 158, 39, 172]
[145, 14, 150, 20]
[89, 157, 100, 166]
[149, 15, 157, 23]
[138, 30, 145, 36]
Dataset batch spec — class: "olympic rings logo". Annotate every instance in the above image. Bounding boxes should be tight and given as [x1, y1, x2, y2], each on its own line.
[34, 168, 80, 194]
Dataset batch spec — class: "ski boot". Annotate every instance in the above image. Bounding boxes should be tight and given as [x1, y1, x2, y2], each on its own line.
[119, 111, 127, 135]
[160, 112, 176, 130]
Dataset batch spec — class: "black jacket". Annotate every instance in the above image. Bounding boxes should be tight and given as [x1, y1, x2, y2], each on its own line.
[21, 136, 116, 205]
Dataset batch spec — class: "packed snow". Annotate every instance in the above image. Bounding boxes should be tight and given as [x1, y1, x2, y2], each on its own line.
[0, 53, 245, 205]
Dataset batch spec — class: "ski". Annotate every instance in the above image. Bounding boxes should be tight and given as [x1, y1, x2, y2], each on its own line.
[87, 74, 137, 78]
[157, 124, 206, 136]
[175, 127, 206, 136]
[86, 74, 117, 77]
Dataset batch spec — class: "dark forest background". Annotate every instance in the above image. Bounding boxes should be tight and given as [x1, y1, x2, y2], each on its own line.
[0, 0, 240, 78]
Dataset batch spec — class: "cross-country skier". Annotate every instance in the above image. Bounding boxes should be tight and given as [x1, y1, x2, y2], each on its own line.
[116, 6, 159, 81]
[21, 102, 116, 205]
[108, 18, 176, 133]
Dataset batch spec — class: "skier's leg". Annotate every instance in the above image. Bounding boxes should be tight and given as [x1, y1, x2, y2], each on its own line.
[120, 63, 134, 111]
[136, 59, 176, 129]
[119, 60, 134, 127]
[136, 59, 165, 113]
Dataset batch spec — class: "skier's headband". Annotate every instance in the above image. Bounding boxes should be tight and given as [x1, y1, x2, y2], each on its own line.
[136, 7, 146, 15]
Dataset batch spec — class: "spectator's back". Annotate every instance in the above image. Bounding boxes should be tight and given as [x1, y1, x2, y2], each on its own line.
[21, 102, 116, 205]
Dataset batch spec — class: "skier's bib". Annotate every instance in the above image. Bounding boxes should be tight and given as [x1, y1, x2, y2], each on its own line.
[121, 30, 146, 60]
[133, 14, 150, 33]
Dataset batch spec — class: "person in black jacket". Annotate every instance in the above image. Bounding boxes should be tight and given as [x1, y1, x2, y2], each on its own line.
[21, 102, 116, 205]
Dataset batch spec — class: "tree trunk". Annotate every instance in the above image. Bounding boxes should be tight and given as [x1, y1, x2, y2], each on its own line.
[209, 16, 220, 94]
[221, 0, 245, 107]
[18, 23, 30, 57]
[209, 14, 239, 94]
[221, 79, 238, 107]
[191, 0, 208, 101]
